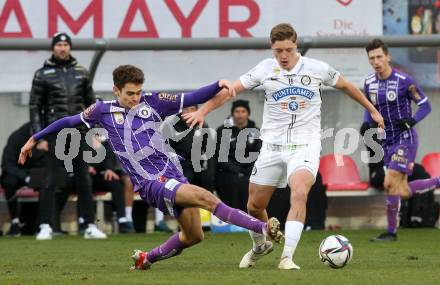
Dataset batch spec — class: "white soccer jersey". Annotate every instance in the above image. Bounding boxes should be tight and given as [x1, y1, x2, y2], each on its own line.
[240, 55, 340, 145]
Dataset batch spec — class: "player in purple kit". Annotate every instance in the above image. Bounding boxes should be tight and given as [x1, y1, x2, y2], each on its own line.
[363, 39, 440, 242]
[18, 65, 283, 270]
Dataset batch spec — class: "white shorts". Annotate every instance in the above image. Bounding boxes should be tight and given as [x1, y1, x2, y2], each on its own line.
[249, 140, 321, 188]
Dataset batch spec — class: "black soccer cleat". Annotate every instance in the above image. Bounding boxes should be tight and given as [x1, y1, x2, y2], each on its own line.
[370, 232, 397, 242]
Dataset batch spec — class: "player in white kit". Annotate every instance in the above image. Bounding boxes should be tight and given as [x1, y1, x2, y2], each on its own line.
[183, 23, 384, 270]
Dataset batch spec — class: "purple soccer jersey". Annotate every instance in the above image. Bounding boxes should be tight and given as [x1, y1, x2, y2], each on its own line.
[364, 69, 428, 174]
[79, 82, 221, 216]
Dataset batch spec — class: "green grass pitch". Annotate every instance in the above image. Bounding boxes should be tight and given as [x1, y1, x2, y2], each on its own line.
[1, 229, 439, 285]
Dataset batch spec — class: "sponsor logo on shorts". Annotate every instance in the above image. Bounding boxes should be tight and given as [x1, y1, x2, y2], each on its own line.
[165, 179, 180, 191]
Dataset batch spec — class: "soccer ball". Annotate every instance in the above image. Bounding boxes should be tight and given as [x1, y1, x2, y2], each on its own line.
[319, 235, 353, 269]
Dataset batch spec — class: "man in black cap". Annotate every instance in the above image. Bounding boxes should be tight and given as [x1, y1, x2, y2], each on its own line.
[214, 100, 261, 211]
[29, 32, 106, 240]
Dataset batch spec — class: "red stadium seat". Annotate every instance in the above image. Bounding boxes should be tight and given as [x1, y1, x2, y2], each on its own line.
[319, 154, 369, 191]
[421, 152, 440, 178]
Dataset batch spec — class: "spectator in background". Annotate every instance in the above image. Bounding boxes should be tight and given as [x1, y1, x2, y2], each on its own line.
[166, 105, 216, 190]
[1, 122, 47, 236]
[29, 32, 106, 240]
[86, 135, 135, 233]
[214, 100, 261, 212]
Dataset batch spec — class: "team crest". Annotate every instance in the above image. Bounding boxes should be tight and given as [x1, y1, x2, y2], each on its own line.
[370, 93, 377, 105]
[301, 75, 311, 86]
[138, 106, 151, 119]
[386, 90, 397, 102]
[113, 112, 124, 124]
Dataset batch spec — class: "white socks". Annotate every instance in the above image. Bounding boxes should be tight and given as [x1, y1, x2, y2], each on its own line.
[125, 207, 133, 222]
[249, 230, 266, 252]
[281, 221, 304, 260]
[155, 208, 164, 225]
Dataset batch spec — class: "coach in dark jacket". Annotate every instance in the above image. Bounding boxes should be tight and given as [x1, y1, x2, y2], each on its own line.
[1, 122, 47, 236]
[215, 100, 261, 211]
[29, 33, 105, 240]
[29, 35, 94, 133]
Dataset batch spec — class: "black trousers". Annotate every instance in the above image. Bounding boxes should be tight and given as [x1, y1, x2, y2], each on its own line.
[1, 173, 26, 220]
[39, 132, 95, 225]
[216, 171, 249, 212]
[92, 173, 126, 219]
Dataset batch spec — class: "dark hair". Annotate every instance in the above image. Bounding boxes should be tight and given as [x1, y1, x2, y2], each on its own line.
[270, 23, 297, 44]
[365, 38, 389, 55]
[112, 65, 145, 90]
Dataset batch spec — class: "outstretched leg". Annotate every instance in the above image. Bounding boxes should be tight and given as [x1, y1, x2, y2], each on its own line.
[132, 207, 203, 270]
[175, 184, 281, 239]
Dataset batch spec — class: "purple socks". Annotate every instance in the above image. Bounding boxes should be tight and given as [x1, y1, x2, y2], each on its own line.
[409, 177, 440, 196]
[386, 195, 400, 234]
[213, 202, 266, 234]
[148, 233, 187, 263]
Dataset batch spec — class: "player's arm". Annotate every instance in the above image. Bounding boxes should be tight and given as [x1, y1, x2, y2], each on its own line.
[184, 80, 243, 128]
[18, 102, 101, 165]
[18, 114, 83, 165]
[334, 76, 384, 129]
[396, 82, 431, 130]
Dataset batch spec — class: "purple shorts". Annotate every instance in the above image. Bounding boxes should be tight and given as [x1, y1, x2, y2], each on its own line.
[137, 176, 188, 218]
[384, 142, 417, 175]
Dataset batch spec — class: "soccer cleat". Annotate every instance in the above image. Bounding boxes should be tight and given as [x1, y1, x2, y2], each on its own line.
[278, 257, 301, 270]
[265, 217, 284, 243]
[36, 224, 53, 240]
[370, 232, 397, 242]
[84, 224, 107, 239]
[239, 241, 274, 268]
[7, 223, 22, 237]
[131, 250, 151, 270]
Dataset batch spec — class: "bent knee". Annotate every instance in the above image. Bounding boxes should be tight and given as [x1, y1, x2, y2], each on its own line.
[247, 201, 265, 217]
[291, 189, 308, 204]
[184, 231, 204, 246]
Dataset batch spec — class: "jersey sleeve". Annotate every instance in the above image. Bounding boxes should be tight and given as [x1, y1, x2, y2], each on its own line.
[80, 100, 103, 128]
[406, 76, 428, 105]
[149, 92, 185, 117]
[239, 60, 267, 90]
[320, 62, 340, 87]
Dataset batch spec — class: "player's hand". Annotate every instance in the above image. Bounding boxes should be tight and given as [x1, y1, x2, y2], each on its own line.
[370, 110, 385, 130]
[18, 136, 37, 165]
[396, 117, 416, 131]
[218, 79, 236, 98]
[104, 169, 120, 181]
[182, 111, 205, 128]
[36, 139, 48, 152]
